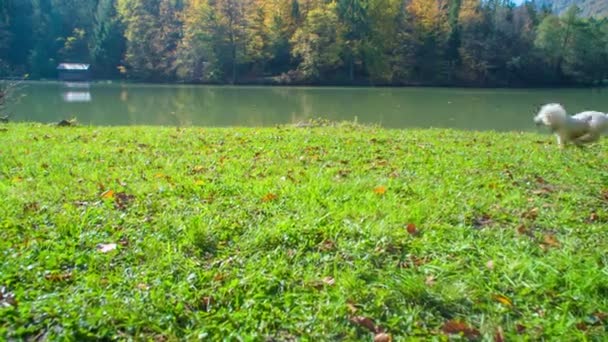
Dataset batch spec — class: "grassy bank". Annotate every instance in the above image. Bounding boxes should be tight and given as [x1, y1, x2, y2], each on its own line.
[1, 123, 607, 340]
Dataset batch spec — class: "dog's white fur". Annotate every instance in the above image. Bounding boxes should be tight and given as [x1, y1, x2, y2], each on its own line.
[534, 103, 608, 148]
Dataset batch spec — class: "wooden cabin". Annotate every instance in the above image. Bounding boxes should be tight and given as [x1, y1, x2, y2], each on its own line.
[57, 63, 91, 81]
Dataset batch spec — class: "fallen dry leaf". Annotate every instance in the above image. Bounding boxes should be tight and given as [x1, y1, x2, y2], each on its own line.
[594, 312, 608, 321]
[589, 212, 599, 222]
[0, 286, 17, 308]
[473, 214, 492, 228]
[494, 326, 505, 342]
[493, 294, 513, 307]
[261, 193, 278, 202]
[374, 333, 392, 342]
[191, 165, 205, 174]
[406, 223, 418, 235]
[322, 276, 335, 286]
[441, 320, 480, 340]
[44, 272, 73, 282]
[542, 234, 560, 248]
[516, 225, 528, 235]
[200, 296, 214, 311]
[373, 185, 387, 195]
[522, 207, 539, 220]
[114, 192, 134, 210]
[97, 243, 117, 253]
[346, 302, 358, 314]
[101, 189, 115, 199]
[136, 283, 150, 290]
[318, 239, 335, 252]
[350, 316, 379, 333]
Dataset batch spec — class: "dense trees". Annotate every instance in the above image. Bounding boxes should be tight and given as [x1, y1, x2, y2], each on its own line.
[1, 0, 607, 86]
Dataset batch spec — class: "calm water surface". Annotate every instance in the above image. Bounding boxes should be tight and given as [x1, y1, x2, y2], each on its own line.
[7, 81, 608, 131]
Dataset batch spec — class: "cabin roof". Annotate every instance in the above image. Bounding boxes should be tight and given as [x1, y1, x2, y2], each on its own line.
[57, 63, 90, 71]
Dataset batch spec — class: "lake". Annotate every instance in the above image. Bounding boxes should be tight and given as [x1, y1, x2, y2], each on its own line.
[6, 81, 608, 131]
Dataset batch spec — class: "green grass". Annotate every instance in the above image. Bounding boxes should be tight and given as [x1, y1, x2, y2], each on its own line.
[1, 122, 607, 340]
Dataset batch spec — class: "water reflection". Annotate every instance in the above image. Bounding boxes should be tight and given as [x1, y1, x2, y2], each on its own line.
[9, 81, 608, 131]
[61, 82, 91, 103]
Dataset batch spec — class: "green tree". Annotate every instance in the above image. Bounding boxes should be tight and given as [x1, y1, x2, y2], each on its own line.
[291, 2, 343, 82]
[91, 0, 126, 77]
[175, 0, 222, 82]
[337, 0, 370, 81]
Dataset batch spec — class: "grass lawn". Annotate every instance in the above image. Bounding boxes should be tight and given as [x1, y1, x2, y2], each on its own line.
[1, 122, 607, 340]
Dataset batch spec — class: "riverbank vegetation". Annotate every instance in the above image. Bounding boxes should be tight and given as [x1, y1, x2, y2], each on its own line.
[1, 1, 607, 86]
[1, 123, 607, 340]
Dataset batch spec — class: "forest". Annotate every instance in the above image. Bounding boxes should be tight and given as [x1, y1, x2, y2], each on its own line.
[0, 0, 607, 86]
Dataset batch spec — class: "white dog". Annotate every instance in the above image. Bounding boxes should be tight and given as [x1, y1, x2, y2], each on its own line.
[534, 103, 608, 148]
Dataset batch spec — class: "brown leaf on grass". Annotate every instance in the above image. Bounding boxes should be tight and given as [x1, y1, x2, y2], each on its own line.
[373, 186, 387, 195]
[576, 322, 588, 331]
[374, 333, 392, 342]
[516, 225, 528, 235]
[589, 212, 599, 223]
[350, 316, 379, 333]
[542, 234, 560, 248]
[101, 189, 115, 199]
[136, 283, 150, 291]
[522, 207, 539, 220]
[406, 223, 418, 236]
[0, 286, 17, 308]
[97, 243, 117, 253]
[594, 312, 608, 321]
[322, 276, 335, 286]
[318, 239, 335, 252]
[399, 255, 429, 269]
[532, 186, 554, 196]
[494, 327, 505, 342]
[515, 324, 526, 334]
[473, 214, 493, 228]
[346, 301, 358, 314]
[114, 192, 134, 210]
[493, 294, 513, 307]
[191, 165, 206, 174]
[23, 202, 40, 213]
[309, 276, 335, 290]
[261, 193, 278, 202]
[388, 170, 400, 178]
[200, 296, 214, 311]
[44, 272, 73, 282]
[336, 169, 351, 178]
[441, 320, 480, 340]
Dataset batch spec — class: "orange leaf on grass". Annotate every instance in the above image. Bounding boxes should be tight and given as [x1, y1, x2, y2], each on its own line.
[350, 316, 379, 333]
[543, 234, 560, 247]
[406, 223, 418, 235]
[493, 294, 513, 307]
[101, 189, 115, 199]
[373, 186, 387, 195]
[442, 320, 480, 339]
[261, 193, 278, 202]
